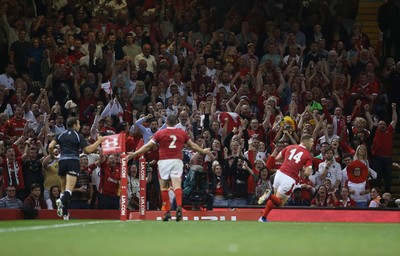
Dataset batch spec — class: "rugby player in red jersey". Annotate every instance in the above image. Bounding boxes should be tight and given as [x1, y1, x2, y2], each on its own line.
[127, 114, 211, 221]
[258, 134, 314, 222]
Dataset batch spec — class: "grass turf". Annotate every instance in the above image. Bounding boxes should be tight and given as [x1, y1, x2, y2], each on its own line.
[0, 220, 399, 256]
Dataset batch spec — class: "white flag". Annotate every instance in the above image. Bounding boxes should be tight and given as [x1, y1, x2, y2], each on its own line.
[101, 81, 112, 95]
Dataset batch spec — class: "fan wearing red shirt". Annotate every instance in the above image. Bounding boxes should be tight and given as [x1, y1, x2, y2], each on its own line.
[350, 71, 378, 106]
[97, 154, 121, 209]
[4, 105, 26, 143]
[335, 187, 356, 208]
[247, 118, 267, 142]
[127, 114, 211, 221]
[258, 134, 314, 222]
[372, 103, 397, 193]
[2, 147, 25, 200]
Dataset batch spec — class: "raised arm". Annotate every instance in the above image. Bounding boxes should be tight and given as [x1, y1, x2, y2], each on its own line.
[226, 91, 238, 112]
[136, 114, 154, 134]
[186, 139, 210, 155]
[210, 97, 217, 120]
[90, 106, 102, 140]
[48, 139, 57, 158]
[262, 105, 272, 130]
[364, 104, 374, 130]
[391, 103, 397, 130]
[21, 138, 32, 162]
[94, 73, 103, 99]
[255, 67, 264, 94]
[37, 140, 48, 160]
[126, 141, 155, 160]
[73, 72, 82, 100]
[276, 68, 286, 97]
[83, 136, 104, 154]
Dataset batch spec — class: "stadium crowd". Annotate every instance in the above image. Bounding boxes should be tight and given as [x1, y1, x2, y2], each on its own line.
[0, 0, 400, 214]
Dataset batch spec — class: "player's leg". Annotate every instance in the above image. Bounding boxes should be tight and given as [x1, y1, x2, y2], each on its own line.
[171, 176, 183, 221]
[159, 179, 171, 221]
[56, 175, 66, 217]
[259, 192, 287, 222]
[58, 160, 80, 220]
[259, 171, 294, 222]
[170, 176, 182, 206]
[158, 159, 184, 221]
[272, 192, 288, 206]
[158, 160, 173, 220]
[63, 174, 78, 203]
[159, 179, 170, 209]
[64, 174, 78, 192]
[170, 160, 184, 221]
[59, 176, 66, 192]
[60, 174, 78, 219]
[56, 161, 67, 218]
[169, 160, 184, 207]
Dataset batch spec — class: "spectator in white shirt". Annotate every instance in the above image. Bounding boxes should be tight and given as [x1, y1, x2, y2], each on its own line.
[0, 63, 16, 90]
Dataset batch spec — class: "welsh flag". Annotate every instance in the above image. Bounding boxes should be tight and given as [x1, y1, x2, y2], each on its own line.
[218, 111, 241, 133]
[102, 133, 126, 155]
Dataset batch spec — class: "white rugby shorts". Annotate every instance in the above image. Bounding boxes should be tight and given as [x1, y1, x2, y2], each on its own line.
[158, 159, 184, 180]
[273, 170, 296, 197]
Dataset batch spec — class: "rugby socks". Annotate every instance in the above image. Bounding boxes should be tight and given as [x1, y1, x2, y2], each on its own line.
[60, 190, 72, 217]
[262, 200, 275, 218]
[61, 190, 72, 204]
[161, 190, 170, 211]
[269, 195, 282, 206]
[262, 195, 282, 218]
[174, 188, 182, 208]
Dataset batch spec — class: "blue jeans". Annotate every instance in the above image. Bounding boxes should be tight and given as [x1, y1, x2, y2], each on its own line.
[213, 198, 229, 207]
[356, 201, 368, 208]
[228, 198, 247, 207]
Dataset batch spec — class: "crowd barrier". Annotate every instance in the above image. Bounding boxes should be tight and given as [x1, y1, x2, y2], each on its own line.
[1, 208, 399, 222]
[3, 155, 399, 223]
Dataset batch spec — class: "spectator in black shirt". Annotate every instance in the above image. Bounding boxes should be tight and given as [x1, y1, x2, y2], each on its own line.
[22, 140, 46, 197]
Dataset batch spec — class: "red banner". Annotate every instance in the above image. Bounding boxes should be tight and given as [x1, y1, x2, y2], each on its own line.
[120, 154, 128, 221]
[102, 133, 126, 155]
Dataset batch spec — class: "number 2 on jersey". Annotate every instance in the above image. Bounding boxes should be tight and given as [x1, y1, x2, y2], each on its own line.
[288, 148, 303, 163]
[169, 135, 177, 148]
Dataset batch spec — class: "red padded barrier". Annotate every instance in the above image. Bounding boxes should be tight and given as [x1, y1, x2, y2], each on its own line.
[1, 208, 399, 222]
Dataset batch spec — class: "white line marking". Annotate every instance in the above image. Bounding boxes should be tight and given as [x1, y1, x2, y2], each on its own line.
[0, 220, 120, 233]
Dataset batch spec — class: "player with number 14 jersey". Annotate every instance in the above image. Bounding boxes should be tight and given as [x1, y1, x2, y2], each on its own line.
[279, 144, 313, 182]
[258, 134, 314, 222]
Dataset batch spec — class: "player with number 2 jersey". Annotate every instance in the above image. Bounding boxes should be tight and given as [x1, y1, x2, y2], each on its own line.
[151, 128, 189, 160]
[127, 114, 211, 222]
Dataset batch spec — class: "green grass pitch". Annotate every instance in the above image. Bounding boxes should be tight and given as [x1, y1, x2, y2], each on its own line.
[0, 220, 399, 256]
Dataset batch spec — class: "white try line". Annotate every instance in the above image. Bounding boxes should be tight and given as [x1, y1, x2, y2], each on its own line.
[0, 220, 121, 233]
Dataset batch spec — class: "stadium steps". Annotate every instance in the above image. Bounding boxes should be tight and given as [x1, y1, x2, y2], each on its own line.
[356, 0, 381, 48]
[391, 133, 400, 198]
